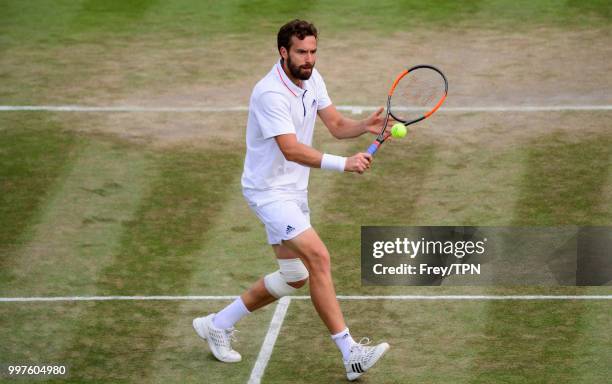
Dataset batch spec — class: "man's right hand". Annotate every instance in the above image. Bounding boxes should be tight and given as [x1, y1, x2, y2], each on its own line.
[345, 153, 372, 174]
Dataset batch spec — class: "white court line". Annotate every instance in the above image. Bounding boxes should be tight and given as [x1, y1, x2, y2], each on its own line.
[248, 296, 291, 384]
[1, 295, 611, 302]
[0, 105, 248, 112]
[332, 295, 612, 300]
[0, 295, 238, 302]
[1, 105, 611, 114]
[339, 105, 612, 114]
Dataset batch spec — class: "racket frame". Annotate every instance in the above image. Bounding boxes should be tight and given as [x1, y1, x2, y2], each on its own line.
[367, 64, 448, 155]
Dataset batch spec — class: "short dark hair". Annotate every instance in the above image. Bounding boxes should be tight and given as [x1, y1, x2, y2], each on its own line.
[277, 19, 318, 53]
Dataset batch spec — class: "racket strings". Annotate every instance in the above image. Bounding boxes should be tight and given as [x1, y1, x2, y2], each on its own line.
[391, 69, 446, 122]
[399, 76, 438, 106]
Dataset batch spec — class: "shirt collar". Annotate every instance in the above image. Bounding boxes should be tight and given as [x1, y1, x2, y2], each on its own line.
[275, 59, 306, 97]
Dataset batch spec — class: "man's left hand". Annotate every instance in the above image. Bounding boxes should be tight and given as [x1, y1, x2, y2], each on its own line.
[364, 106, 393, 139]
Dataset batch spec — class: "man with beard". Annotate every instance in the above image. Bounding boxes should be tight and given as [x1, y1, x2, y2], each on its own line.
[193, 19, 390, 381]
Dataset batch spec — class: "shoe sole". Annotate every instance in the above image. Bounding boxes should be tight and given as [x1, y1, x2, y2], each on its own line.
[346, 343, 390, 381]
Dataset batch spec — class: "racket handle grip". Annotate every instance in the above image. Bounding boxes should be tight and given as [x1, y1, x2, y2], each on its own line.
[367, 141, 380, 155]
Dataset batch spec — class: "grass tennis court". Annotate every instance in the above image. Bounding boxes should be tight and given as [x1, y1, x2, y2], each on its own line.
[1, 1, 611, 383]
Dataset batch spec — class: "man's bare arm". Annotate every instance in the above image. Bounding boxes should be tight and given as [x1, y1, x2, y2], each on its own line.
[275, 134, 372, 174]
[318, 105, 389, 139]
[275, 134, 323, 167]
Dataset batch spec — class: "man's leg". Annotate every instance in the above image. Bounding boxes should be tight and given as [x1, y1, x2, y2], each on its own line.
[283, 227, 389, 381]
[282, 228, 346, 333]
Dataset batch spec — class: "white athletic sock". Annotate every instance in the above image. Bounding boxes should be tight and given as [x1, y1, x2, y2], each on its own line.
[212, 297, 251, 329]
[331, 327, 356, 361]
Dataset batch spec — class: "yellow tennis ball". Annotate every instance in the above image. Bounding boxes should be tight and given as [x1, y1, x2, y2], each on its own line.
[391, 123, 407, 138]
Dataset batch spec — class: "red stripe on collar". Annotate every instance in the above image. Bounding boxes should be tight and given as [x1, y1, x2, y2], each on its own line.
[276, 65, 297, 97]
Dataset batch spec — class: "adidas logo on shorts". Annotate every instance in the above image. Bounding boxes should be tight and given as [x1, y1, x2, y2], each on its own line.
[286, 225, 295, 235]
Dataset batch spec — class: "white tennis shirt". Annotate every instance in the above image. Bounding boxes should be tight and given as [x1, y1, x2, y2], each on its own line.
[241, 59, 332, 206]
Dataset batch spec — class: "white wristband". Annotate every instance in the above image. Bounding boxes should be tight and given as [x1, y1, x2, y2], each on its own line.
[321, 153, 347, 172]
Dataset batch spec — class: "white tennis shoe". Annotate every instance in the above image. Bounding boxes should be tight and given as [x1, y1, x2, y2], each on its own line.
[344, 338, 390, 381]
[192, 314, 242, 363]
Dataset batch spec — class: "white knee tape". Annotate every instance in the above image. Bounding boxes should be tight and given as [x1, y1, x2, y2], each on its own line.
[264, 271, 295, 298]
[264, 259, 309, 298]
[278, 258, 309, 283]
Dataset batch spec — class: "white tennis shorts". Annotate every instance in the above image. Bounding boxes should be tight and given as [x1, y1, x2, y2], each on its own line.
[245, 195, 311, 245]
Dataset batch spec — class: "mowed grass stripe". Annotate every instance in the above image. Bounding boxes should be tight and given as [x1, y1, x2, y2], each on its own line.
[60, 145, 243, 382]
[0, 126, 154, 369]
[315, 129, 437, 226]
[573, 300, 612, 383]
[148, 299, 277, 384]
[69, 0, 157, 35]
[146, 183, 277, 383]
[470, 299, 611, 383]
[316, 115, 612, 293]
[0, 135, 153, 296]
[265, 300, 487, 383]
[0, 301, 272, 384]
[266, 299, 611, 383]
[2, 2, 610, 107]
[2, 1, 610, 49]
[406, 116, 525, 226]
[473, 131, 612, 382]
[0, 115, 78, 257]
[513, 131, 612, 225]
[169, 163, 277, 296]
[93, 146, 243, 294]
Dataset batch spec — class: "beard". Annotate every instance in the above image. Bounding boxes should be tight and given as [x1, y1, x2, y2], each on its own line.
[286, 56, 314, 80]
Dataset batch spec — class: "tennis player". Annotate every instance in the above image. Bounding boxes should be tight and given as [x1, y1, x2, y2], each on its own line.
[193, 19, 389, 381]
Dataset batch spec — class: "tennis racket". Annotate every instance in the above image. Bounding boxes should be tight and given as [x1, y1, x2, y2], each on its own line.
[366, 65, 448, 155]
